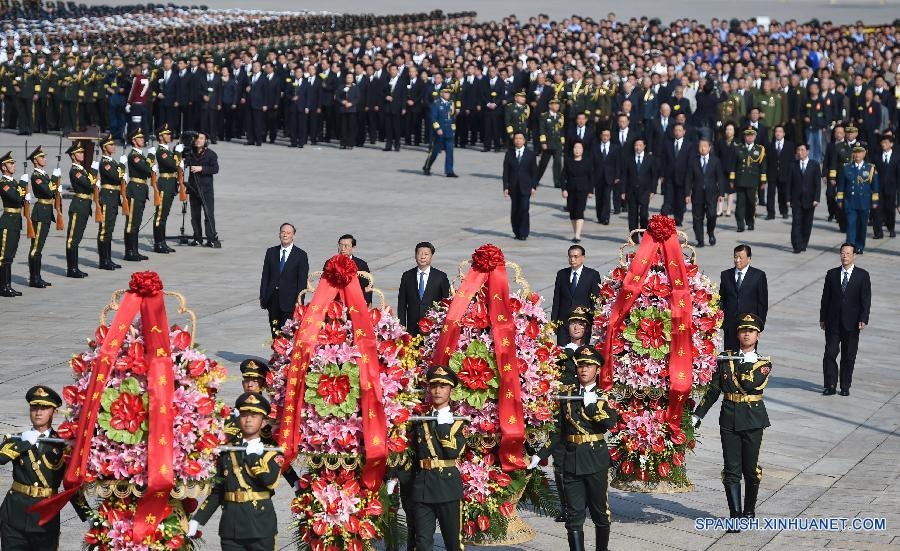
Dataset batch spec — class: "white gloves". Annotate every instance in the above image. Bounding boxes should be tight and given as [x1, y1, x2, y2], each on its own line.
[436, 410, 454, 425]
[124, 104, 131, 113]
[19, 173, 28, 182]
[174, 144, 184, 153]
[25, 192, 34, 203]
[187, 519, 199, 537]
[582, 390, 598, 406]
[91, 161, 100, 171]
[386, 479, 398, 494]
[692, 415, 701, 428]
[152, 163, 159, 174]
[52, 168, 61, 177]
[118, 155, 128, 165]
[742, 351, 758, 364]
[245, 440, 264, 456]
[527, 455, 541, 470]
[20, 430, 40, 446]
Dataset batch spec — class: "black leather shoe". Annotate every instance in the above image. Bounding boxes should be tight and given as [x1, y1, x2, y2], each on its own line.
[208, 240, 222, 248]
[446, 173, 458, 178]
[154, 243, 169, 254]
[839, 389, 849, 396]
[765, 214, 775, 220]
[422, 167, 431, 176]
[696, 241, 705, 247]
[823, 387, 836, 396]
[709, 234, 716, 246]
[189, 239, 202, 246]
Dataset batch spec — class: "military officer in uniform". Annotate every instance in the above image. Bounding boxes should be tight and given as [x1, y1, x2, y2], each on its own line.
[505, 90, 531, 145]
[26, 146, 59, 288]
[13, 50, 35, 135]
[423, 87, 457, 177]
[148, 123, 182, 253]
[412, 365, 466, 551]
[123, 128, 152, 262]
[97, 133, 124, 270]
[693, 314, 771, 531]
[65, 140, 95, 278]
[0, 386, 92, 549]
[225, 359, 270, 438]
[0, 152, 25, 297]
[837, 144, 879, 254]
[538, 98, 565, 188]
[189, 392, 283, 550]
[730, 128, 766, 232]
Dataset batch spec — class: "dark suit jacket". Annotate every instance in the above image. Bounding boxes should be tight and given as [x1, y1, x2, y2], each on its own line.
[566, 125, 596, 156]
[591, 141, 621, 187]
[502, 148, 538, 194]
[789, 160, 822, 208]
[260, 244, 310, 312]
[873, 151, 899, 196]
[768, 140, 796, 184]
[264, 74, 280, 108]
[662, 138, 696, 188]
[612, 126, 641, 156]
[248, 74, 268, 110]
[397, 267, 451, 335]
[685, 154, 725, 200]
[382, 78, 407, 114]
[622, 152, 658, 203]
[188, 68, 205, 103]
[820, 266, 871, 331]
[551, 266, 602, 323]
[719, 266, 769, 335]
[646, 118, 674, 153]
[174, 70, 191, 105]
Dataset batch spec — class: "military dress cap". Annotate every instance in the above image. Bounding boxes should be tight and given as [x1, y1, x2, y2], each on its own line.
[737, 313, 764, 332]
[235, 391, 270, 415]
[743, 127, 757, 136]
[26, 385, 62, 408]
[0, 151, 13, 165]
[100, 133, 115, 147]
[240, 359, 268, 380]
[568, 305, 591, 324]
[549, 98, 560, 105]
[157, 123, 172, 136]
[426, 365, 458, 387]
[574, 345, 603, 367]
[127, 127, 144, 142]
[851, 144, 867, 153]
[66, 141, 84, 155]
[845, 125, 858, 133]
[27, 145, 45, 161]
[514, 90, 526, 97]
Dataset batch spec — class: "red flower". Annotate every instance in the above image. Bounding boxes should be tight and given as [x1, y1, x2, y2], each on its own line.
[327, 301, 344, 321]
[494, 472, 511, 487]
[476, 515, 491, 532]
[346, 540, 363, 551]
[637, 318, 667, 349]
[322, 255, 358, 288]
[647, 215, 676, 242]
[95, 325, 108, 344]
[670, 428, 686, 446]
[697, 316, 717, 332]
[358, 520, 377, 539]
[272, 336, 292, 355]
[62, 386, 83, 407]
[509, 297, 523, 313]
[418, 318, 435, 334]
[128, 271, 164, 296]
[600, 283, 617, 299]
[642, 274, 671, 298]
[109, 393, 147, 433]
[183, 460, 202, 476]
[458, 357, 495, 390]
[612, 266, 626, 281]
[535, 346, 550, 363]
[365, 497, 384, 517]
[344, 515, 360, 534]
[611, 333, 626, 354]
[463, 301, 490, 330]
[166, 535, 184, 548]
[672, 452, 684, 466]
[658, 461, 672, 478]
[70, 355, 88, 373]
[464, 521, 476, 537]
[196, 396, 216, 415]
[318, 320, 347, 345]
[369, 308, 382, 326]
[188, 359, 208, 377]
[57, 421, 77, 439]
[525, 319, 540, 339]
[182, 497, 198, 514]
[387, 436, 407, 453]
[196, 432, 220, 451]
[471, 244, 505, 273]
[499, 501, 514, 516]
[173, 329, 191, 350]
[620, 460, 635, 475]
[317, 373, 351, 405]
[608, 447, 621, 461]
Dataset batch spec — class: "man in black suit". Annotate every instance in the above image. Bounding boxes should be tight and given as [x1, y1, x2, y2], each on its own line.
[613, 113, 639, 156]
[260, 223, 310, 338]
[661, 123, 695, 225]
[174, 58, 192, 135]
[621, 137, 658, 233]
[646, 103, 674, 154]
[592, 129, 621, 224]
[819, 244, 871, 396]
[766, 125, 794, 220]
[397, 241, 452, 335]
[567, 113, 595, 156]
[303, 64, 323, 146]
[245, 61, 267, 147]
[685, 137, 725, 247]
[873, 135, 899, 238]
[263, 63, 281, 144]
[382, 65, 407, 152]
[503, 133, 539, 240]
[788, 144, 821, 253]
[550, 245, 602, 344]
[333, 234, 373, 306]
[403, 66, 426, 146]
[318, 60, 338, 143]
[719, 244, 769, 352]
[481, 67, 506, 151]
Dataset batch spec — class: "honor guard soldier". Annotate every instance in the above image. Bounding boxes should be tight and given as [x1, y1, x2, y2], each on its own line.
[538, 98, 565, 188]
[189, 392, 283, 550]
[837, 144, 879, 254]
[730, 128, 766, 232]
[0, 152, 26, 297]
[97, 133, 124, 270]
[412, 365, 466, 551]
[14, 50, 36, 135]
[65, 140, 94, 278]
[423, 87, 457, 178]
[148, 124, 182, 253]
[123, 128, 152, 262]
[26, 146, 60, 288]
[225, 359, 269, 438]
[0, 386, 92, 549]
[692, 314, 771, 531]
[505, 91, 531, 144]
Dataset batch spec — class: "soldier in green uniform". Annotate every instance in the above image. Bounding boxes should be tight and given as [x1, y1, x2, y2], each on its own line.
[0, 386, 92, 549]
[505, 90, 531, 145]
[189, 392, 283, 550]
[693, 314, 771, 531]
[412, 365, 466, 551]
[76, 56, 96, 129]
[590, 70, 615, 132]
[33, 52, 53, 134]
[14, 50, 36, 135]
[754, 80, 783, 142]
[538, 98, 565, 188]
[123, 127, 152, 262]
[148, 123, 181, 253]
[58, 54, 79, 134]
[566, 69, 592, 122]
[0, 151, 26, 297]
[26, 146, 60, 288]
[225, 359, 270, 439]
[65, 140, 94, 278]
[716, 82, 741, 135]
[97, 133, 124, 271]
[730, 128, 767, 232]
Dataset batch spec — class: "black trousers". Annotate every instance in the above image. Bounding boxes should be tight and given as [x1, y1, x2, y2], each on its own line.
[15, 96, 33, 133]
[626, 195, 650, 232]
[384, 112, 402, 149]
[267, 289, 293, 337]
[671, 184, 687, 224]
[873, 191, 897, 236]
[320, 104, 337, 140]
[767, 178, 789, 217]
[537, 148, 562, 187]
[414, 500, 461, 551]
[366, 109, 380, 143]
[247, 108, 265, 145]
[340, 112, 357, 147]
[356, 110, 368, 146]
[720, 426, 763, 486]
[201, 106, 218, 139]
[510, 191, 532, 239]
[692, 195, 718, 243]
[563, 468, 610, 531]
[823, 324, 860, 391]
[188, 182, 217, 242]
[791, 205, 815, 251]
[456, 110, 470, 146]
[288, 105, 308, 146]
[1, 522, 59, 551]
[306, 111, 320, 143]
[734, 186, 757, 230]
[482, 109, 502, 149]
[404, 107, 423, 145]
[594, 176, 613, 223]
[222, 105, 239, 140]
[221, 536, 275, 551]
[266, 107, 279, 142]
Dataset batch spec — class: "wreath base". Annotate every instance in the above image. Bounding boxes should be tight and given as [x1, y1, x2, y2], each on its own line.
[611, 478, 695, 494]
[464, 484, 535, 547]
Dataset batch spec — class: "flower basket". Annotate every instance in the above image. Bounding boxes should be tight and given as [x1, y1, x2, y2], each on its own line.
[592, 218, 723, 491]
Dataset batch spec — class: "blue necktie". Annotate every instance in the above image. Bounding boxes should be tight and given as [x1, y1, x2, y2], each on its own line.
[570, 271, 578, 295]
[702, 157, 707, 174]
[279, 249, 287, 273]
[418, 271, 425, 300]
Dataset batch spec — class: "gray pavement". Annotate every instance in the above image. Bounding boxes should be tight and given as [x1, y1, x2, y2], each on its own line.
[0, 130, 898, 550]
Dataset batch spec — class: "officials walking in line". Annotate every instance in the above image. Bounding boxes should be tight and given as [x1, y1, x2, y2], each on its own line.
[719, 245, 768, 353]
[503, 132, 538, 240]
[260, 222, 309, 337]
[684, 137, 725, 248]
[788, 144, 821, 254]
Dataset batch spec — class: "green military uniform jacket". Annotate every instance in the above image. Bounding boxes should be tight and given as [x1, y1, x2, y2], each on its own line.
[29, 169, 57, 224]
[13, 63, 36, 98]
[717, 94, 741, 129]
[590, 82, 615, 126]
[0, 174, 26, 231]
[565, 79, 591, 119]
[731, 144, 767, 188]
[34, 64, 53, 100]
[58, 66, 80, 103]
[538, 111, 565, 150]
[411, 414, 466, 504]
[193, 434, 282, 539]
[694, 352, 771, 432]
[98, 155, 123, 208]
[68, 163, 95, 217]
[148, 144, 180, 194]
[559, 385, 618, 476]
[828, 140, 855, 181]
[753, 91, 783, 137]
[505, 102, 530, 137]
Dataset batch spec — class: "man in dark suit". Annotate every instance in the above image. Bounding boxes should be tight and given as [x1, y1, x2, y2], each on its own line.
[766, 125, 794, 220]
[481, 67, 506, 151]
[263, 63, 281, 144]
[719, 244, 769, 352]
[613, 113, 640, 156]
[621, 137, 658, 233]
[819, 243, 871, 396]
[566, 113, 595, 156]
[503, 133, 539, 240]
[157, 56, 179, 135]
[551, 245, 602, 344]
[174, 58, 192, 134]
[397, 241, 452, 335]
[788, 144, 821, 253]
[245, 62, 267, 147]
[333, 234, 373, 305]
[873, 135, 899, 238]
[685, 138, 725, 247]
[303, 65, 322, 146]
[661, 123, 695, 225]
[592, 129, 621, 224]
[318, 60, 338, 143]
[646, 103, 674, 154]
[260, 223, 309, 337]
[403, 66, 426, 146]
[199, 60, 222, 142]
[382, 65, 407, 152]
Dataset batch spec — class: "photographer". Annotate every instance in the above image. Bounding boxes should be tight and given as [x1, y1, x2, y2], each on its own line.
[184, 131, 221, 248]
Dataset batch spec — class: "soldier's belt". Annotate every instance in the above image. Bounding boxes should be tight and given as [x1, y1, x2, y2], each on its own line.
[37, 198, 54, 205]
[74, 193, 92, 200]
[419, 459, 457, 470]
[130, 178, 148, 184]
[566, 434, 605, 444]
[223, 490, 271, 503]
[3, 208, 22, 214]
[11, 481, 55, 498]
[724, 393, 763, 403]
[101, 185, 120, 190]
[159, 172, 177, 178]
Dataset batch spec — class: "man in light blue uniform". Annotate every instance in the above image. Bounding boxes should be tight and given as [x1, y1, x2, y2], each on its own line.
[837, 144, 879, 254]
[423, 87, 458, 178]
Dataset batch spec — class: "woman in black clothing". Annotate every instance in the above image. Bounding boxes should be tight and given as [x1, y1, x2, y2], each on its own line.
[336, 73, 361, 149]
[715, 122, 738, 216]
[562, 141, 594, 243]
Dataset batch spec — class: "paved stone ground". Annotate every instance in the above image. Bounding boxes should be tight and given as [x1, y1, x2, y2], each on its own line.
[0, 129, 898, 550]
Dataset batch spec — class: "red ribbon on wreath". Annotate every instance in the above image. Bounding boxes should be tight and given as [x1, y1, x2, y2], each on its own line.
[278, 255, 388, 490]
[600, 216, 694, 432]
[431, 244, 525, 471]
[31, 272, 176, 543]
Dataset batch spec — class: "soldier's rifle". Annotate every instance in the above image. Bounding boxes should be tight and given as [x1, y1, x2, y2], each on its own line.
[150, 133, 161, 207]
[93, 140, 102, 222]
[54, 134, 64, 230]
[218, 445, 284, 452]
[407, 415, 471, 422]
[23, 139, 35, 239]
[717, 355, 772, 361]
[3, 433, 68, 445]
[118, 145, 130, 217]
